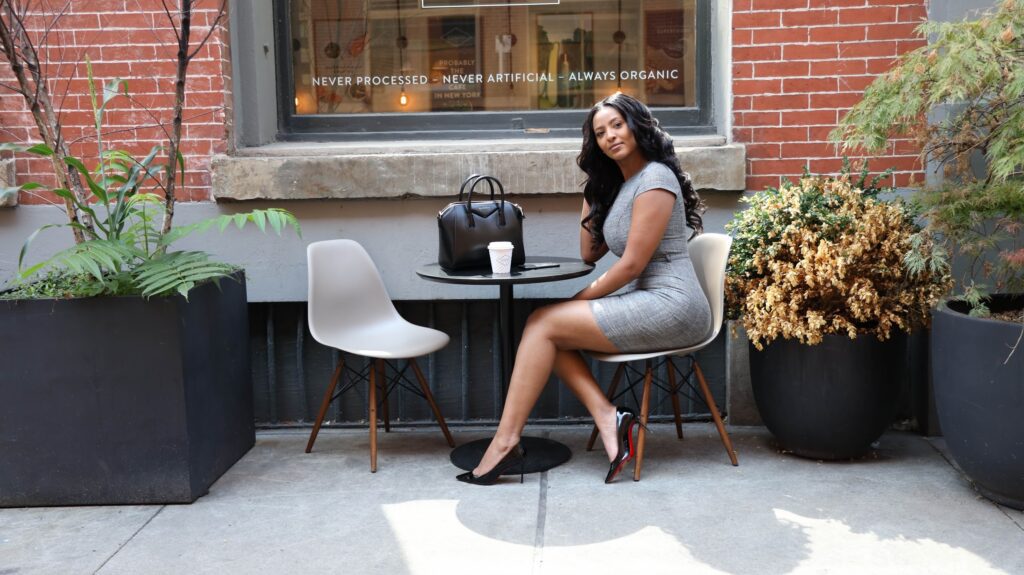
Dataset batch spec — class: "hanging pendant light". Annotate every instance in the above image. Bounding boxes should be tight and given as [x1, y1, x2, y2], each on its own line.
[614, 0, 625, 89]
[396, 0, 409, 108]
[506, 0, 516, 91]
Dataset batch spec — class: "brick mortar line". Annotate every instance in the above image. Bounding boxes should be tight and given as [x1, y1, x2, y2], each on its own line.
[737, 23, 914, 26]
[741, 62, 894, 65]
[734, 10, 919, 13]
[737, 42, 915, 45]
[69, 59, 224, 63]
[740, 56, 907, 60]
[733, 108, 869, 112]
[734, 90, 886, 94]
[736, 14, 918, 19]
[741, 55, 916, 58]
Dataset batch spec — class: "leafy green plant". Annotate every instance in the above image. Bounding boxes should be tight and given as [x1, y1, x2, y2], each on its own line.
[831, 0, 1024, 316]
[0, 3, 298, 300]
[2, 61, 298, 299]
[0, 271, 109, 300]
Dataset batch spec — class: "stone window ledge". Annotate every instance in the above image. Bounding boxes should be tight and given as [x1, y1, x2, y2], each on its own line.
[211, 137, 745, 201]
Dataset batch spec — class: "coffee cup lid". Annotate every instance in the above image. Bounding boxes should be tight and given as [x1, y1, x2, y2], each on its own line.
[488, 241, 514, 248]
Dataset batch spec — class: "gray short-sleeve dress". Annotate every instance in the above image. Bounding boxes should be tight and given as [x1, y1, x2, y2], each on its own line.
[589, 161, 713, 352]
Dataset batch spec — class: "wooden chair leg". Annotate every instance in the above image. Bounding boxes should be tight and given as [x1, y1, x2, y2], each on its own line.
[368, 359, 378, 473]
[694, 360, 738, 466]
[306, 358, 345, 453]
[633, 360, 654, 481]
[587, 363, 626, 451]
[410, 358, 455, 448]
[377, 359, 390, 433]
[667, 358, 684, 439]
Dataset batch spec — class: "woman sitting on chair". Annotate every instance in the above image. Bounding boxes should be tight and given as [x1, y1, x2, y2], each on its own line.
[457, 92, 712, 485]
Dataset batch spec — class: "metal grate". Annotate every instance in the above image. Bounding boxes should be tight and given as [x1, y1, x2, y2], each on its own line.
[249, 300, 726, 427]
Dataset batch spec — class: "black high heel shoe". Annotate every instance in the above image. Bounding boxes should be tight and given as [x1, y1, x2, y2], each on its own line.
[605, 407, 638, 484]
[456, 443, 526, 485]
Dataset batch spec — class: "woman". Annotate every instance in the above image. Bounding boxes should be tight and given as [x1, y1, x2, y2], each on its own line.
[457, 92, 711, 485]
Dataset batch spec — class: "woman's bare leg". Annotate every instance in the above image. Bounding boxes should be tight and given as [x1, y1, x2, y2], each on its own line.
[553, 349, 623, 462]
[471, 300, 623, 476]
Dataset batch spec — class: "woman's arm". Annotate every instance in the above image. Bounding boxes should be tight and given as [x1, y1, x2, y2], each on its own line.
[573, 189, 676, 301]
[579, 198, 609, 264]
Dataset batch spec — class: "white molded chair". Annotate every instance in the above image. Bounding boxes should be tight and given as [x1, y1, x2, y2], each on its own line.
[305, 239, 454, 472]
[586, 233, 738, 480]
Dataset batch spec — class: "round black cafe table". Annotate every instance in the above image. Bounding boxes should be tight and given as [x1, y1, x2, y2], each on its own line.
[416, 256, 595, 474]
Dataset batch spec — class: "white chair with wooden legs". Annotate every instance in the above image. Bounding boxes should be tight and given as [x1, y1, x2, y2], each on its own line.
[305, 239, 455, 472]
[586, 233, 738, 480]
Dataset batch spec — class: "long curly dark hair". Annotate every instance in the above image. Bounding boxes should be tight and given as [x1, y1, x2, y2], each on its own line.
[577, 92, 704, 247]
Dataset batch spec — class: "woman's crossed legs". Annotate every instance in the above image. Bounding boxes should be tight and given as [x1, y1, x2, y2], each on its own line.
[471, 299, 624, 477]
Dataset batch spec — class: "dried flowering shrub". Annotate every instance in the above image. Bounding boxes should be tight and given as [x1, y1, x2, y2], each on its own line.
[726, 175, 952, 349]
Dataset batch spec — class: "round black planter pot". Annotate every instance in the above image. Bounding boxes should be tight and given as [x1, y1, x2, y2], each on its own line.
[749, 333, 906, 460]
[932, 295, 1024, 510]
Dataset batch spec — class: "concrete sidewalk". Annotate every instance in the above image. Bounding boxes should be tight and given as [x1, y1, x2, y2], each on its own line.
[2, 425, 1022, 574]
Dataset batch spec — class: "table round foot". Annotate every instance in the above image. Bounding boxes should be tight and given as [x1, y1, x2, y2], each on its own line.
[450, 436, 572, 474]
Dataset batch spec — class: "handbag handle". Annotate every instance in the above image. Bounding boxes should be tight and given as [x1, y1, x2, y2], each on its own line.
[458, 174, 496, 202]
[460, 175, 507, 228]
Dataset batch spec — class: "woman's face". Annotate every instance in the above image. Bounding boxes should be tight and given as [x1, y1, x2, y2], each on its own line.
[592, 106, 638, 163]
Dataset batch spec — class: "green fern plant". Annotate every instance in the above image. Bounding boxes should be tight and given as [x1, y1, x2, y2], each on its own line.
[1, 60, 299, 300]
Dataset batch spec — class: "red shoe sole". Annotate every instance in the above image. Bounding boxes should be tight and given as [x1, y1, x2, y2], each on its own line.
[606, 419, 638, 483]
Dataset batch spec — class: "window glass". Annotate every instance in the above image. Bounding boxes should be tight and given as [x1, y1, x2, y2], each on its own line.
[289, 0, 698, 115]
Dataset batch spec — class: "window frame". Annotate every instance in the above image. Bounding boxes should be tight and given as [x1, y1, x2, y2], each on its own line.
[272, 0, 714, 141]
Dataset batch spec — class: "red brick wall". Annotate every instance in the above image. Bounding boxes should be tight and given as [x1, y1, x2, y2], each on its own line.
[0, 1, 230, 203]
[732, 0, 928, 191]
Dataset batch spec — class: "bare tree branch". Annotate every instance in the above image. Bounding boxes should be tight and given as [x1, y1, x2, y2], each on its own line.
[0, 0, 90, 242]
[159, 0, 181, 44]
[21, 187, 67, 210]
[158, 0, 226, 241]
[187, 0, 225, 62]
[0, 79, 27, 95]
[66, 107, 221, 147]
[1, 0, 229, 248]
[36, 0, 72, 59]
[156, 0, 193, 240]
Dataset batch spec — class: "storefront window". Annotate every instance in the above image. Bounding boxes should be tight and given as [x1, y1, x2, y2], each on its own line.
[275, 0, 710, 138]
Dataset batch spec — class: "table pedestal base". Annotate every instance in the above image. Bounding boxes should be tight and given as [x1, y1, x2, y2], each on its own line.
[450, 436, 572, 474]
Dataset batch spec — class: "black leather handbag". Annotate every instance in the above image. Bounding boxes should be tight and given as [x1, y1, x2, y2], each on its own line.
[438, 174, 526, 271]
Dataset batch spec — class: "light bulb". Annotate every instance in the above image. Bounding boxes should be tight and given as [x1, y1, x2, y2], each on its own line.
[399, 90, 409, 107]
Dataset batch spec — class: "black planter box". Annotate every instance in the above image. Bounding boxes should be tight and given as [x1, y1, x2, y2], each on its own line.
[932, 295, 1024, 510]
[0, 273, 253, 506]
[749, 333, 907, 460]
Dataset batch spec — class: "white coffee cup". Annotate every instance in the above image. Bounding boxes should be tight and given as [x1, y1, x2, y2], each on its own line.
[487, 241, 515, 275]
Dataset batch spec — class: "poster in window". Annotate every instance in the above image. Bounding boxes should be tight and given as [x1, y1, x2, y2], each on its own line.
[535, 13, 593, 110]
[312, 18, 372, 113]
[644, 9, 687, 107]
[429, 16, 482, 111]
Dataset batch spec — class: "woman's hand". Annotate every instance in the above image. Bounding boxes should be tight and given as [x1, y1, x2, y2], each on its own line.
[574, 189, 675, 301]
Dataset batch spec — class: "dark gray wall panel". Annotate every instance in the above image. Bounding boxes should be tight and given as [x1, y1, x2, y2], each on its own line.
[250, 300, 727, 427]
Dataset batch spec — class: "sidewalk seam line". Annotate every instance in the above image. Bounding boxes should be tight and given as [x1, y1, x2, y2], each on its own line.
[531, 471, 549, 573]
[996, 506, 1024, 532]
[531, 436, 550, 574]
[92, 505, 165, 575]
[924, 437, 1024, 531]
